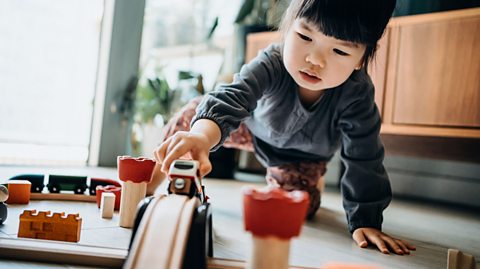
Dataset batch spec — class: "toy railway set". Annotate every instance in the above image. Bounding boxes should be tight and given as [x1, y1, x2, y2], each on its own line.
[0, 157, 476, 269]
[7, 174, 121, 195]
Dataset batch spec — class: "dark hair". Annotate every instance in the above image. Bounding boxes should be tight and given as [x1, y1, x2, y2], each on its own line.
[279, 0, 396, 70]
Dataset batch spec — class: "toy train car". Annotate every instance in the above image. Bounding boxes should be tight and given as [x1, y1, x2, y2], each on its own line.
[9, 174, 44, 193]
[8, 174, 121, 195]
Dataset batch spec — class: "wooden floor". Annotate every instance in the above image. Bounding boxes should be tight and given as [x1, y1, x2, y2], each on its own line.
[0, 166, 479, 268]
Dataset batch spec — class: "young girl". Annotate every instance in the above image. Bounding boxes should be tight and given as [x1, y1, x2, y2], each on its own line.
[154, 0, 416, 255]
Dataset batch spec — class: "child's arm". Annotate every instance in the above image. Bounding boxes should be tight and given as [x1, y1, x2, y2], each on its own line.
[154, 119, 221, 177]
[337, 82, 415, 255]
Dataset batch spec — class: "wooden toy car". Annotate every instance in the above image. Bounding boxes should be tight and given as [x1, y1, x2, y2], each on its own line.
[167, 160, 206, 203]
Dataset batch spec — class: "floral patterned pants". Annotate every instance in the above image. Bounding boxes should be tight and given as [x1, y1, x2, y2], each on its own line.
[162, 96, 326, 218]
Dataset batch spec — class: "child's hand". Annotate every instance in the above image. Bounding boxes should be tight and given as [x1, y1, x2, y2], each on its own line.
[352, 227, 416, 255]
[153, 131, 212, 177]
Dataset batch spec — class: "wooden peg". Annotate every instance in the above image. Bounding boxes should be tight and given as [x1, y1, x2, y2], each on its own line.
[117, 156, 156, 228]
[243, 187, 309, 269]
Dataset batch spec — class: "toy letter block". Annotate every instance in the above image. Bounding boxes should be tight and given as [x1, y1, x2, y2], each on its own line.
[6, 180, 31, 204]
[96, 185, 121, 210]
[18, 210, 82, 243]
[243, 187, 309, 269]
[117, 156, 156, 228]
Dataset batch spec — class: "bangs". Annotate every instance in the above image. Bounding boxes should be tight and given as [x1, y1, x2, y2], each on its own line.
[296, 0, 380, 46]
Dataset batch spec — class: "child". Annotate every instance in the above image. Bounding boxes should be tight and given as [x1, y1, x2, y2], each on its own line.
[154, 0, 416, 255]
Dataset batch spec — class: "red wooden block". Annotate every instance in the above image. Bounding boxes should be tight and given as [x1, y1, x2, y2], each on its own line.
[96, 185, 121, 210]
[6, 180, 31, 204]
[117, 156, 156, 183]
[243, 187, 309, 239]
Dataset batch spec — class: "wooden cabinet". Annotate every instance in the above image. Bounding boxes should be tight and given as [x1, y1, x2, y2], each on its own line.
[246, 7, 480, 139]
[379, 8, 480, 138]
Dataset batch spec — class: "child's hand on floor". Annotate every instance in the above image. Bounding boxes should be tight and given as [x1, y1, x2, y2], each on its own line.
[153, 131, 212, 177]
[352, 227, 416, 255]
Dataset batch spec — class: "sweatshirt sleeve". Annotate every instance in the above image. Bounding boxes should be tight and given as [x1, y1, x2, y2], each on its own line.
[338, 82, 392, 234]
[191, 45, 283, 151]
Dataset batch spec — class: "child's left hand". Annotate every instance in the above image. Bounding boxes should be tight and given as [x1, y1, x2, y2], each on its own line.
[352, 228, 416, 255]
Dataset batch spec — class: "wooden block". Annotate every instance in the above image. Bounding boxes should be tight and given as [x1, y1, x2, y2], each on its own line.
[243, 187, 309, 269]
[96, 185, 121, 210]
[119, 181, 147, 228]
[6, 180, 31, 204]
[18, 210, 82, 243]
[117, 155, 156, 228]
[101, 192, 116, 219]
[447, 249, 476, 269]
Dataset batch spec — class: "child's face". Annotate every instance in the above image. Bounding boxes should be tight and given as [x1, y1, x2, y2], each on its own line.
[283, 19, 366, 92]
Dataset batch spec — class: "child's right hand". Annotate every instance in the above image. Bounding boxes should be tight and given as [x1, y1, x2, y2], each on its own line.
[153, 131, 213, 178]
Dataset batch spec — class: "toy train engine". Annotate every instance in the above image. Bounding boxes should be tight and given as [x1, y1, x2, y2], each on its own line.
[168, 160, 206, 203]
[9, 174, 45, 193]
[47, 175, 88, 194]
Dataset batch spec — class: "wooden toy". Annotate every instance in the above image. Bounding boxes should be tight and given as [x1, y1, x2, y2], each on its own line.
[5, 180, 31, 204]
[8, 174, 121, 195]
[101, 192, 116, 219]
[96, 185, 121, 210]
[243, 187, 309, 269]
[0, 185, 7, 225]
[125, 159, 213, 269]
[9, 174, 45, 192]
[447, 249, 476, 269]
[18, 210, 82, 243]
[47, 175, 88, 194]
[30, 192, 96, 202]
[117, 156, 156, 228]
[89, 177, 121, 195]
[168, 160, 206, 203]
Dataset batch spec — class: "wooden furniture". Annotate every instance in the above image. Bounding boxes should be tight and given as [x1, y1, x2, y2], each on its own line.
[246, 8, 480, 139]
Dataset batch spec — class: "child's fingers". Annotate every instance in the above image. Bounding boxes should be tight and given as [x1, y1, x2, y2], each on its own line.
[153, 139, 170, 163]
[196, 153, 212, 177]
[364, 233, 389, 254]
[352, 229, 368, 248]
[400, 239, 416, 250]
[395, 239, 411, 254]
[381, 235, 404, 255]
[161, 140, 190, 173]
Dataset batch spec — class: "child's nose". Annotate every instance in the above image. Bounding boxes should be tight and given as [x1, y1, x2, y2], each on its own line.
[305, 52, 326, 68]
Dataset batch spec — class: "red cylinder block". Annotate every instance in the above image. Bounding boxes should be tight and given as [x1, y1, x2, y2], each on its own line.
[117, 156, 156, 183]
[243, 187, 309, 240]
[96, 185, 122, 210]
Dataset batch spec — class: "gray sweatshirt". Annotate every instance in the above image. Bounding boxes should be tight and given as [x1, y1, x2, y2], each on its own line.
[192, 44, 392, 233]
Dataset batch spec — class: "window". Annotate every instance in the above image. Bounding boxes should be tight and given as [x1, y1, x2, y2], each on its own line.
[0, 0, 103, 165]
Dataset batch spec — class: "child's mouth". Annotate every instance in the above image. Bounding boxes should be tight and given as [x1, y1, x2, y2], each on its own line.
[299, 71, 321, 84]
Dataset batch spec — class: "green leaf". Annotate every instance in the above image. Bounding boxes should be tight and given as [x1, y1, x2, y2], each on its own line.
[234, 0, 255, 23]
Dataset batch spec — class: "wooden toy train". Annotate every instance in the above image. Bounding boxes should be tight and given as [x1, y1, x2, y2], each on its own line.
[7, 174, 121, 195]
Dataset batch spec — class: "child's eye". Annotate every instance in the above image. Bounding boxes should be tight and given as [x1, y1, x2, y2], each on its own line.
[297, 32, 312, 42]
[333, 48, 349, 56]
